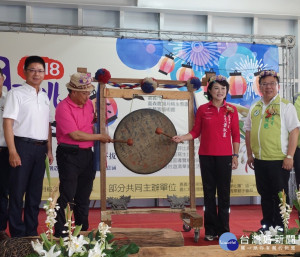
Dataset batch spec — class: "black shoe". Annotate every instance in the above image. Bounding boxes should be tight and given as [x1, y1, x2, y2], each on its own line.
[204, 235, 218, 241]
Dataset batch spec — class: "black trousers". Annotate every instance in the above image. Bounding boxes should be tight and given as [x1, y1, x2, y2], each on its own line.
[0, 147, 9, 231]
[199, 155, 232, 236]
[54, 145, 96, 237]
[294, 147, 300, 218]
[294, 147, 300, 190]
[254, 159, 290, 228]
[9, 138, 47, 237]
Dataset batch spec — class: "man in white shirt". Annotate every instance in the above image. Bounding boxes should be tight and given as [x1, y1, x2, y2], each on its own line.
[0, 68, 9, 239]
[3, 56, 53, 237]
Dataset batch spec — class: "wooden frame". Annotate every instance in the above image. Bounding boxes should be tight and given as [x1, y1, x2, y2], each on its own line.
[99, 78, 197, 225]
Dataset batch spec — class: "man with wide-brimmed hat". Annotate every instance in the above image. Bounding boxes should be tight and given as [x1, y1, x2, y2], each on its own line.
[244, 70, 300, 233]
[54, 72, 111, 238]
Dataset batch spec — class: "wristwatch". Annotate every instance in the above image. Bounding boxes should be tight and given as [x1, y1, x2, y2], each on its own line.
[232, 153, 239, 158]
[286, 155, 293, 159]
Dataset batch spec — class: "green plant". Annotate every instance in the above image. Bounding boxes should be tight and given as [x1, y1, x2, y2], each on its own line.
[241, 189, 300, 247]
[27, 196, 139, 257]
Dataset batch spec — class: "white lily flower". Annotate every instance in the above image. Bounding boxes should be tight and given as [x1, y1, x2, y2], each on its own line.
[88, 242, 106, 257]
[67, 235, 89, 256]
[41, 245, 61, 257]
[105, 242, 113, 250]
[268, 226, 280, 236]
[98, 222, 111, 242]
[278, 191, 292, 232]
[98, 222, 111, 234]
[264, 230, 271, 236]
[30, 201, 138, 257]
[31, 239, 44, 254]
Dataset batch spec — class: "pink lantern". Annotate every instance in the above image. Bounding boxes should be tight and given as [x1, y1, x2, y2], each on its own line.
[158, 54, 175, 75]
[228, 71, 247, 98]
[176, 63, 194, 81]
[253, 69, 263, 96]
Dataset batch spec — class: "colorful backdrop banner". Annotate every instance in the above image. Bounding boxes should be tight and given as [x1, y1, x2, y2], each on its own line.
[0, 32, 279, 199]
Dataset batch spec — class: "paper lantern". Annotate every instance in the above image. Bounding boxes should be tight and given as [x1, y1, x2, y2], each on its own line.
[176, 63, 194, 81]
[228, 71, 247, 98]
[253, 69, 263, 96]
[158, 54, 175, 75]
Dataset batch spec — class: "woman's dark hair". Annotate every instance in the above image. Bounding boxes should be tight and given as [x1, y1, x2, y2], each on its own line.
[24, 55, 45, 70]
[207, 79, 230, 101]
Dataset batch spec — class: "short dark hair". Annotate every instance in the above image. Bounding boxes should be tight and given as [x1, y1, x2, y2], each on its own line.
[0, 68, 3, 76]
[24, 56, 45, 70]
[207, 79, 230, 101]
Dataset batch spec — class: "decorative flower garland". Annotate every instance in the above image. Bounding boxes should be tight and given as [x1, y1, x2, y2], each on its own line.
[265, 106, 277, 118]
[225, 105, 234, 116]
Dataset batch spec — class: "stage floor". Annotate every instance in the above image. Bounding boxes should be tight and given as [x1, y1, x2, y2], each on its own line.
[34, 204, 299, 247]
[4, 204, 299, 256]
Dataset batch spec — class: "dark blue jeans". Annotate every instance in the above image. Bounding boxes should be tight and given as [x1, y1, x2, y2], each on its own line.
[9, 138, 47, 237]
[0, 147, 9, 231]
[199, 155, 232, 237]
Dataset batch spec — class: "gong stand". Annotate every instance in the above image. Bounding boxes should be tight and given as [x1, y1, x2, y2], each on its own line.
[99, 78, 197, 225]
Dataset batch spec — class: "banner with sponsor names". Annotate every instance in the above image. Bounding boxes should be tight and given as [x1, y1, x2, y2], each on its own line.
[0, 32, 279, 199]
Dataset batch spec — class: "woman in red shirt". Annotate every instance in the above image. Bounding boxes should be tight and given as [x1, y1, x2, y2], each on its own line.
[173, 75, 240, 241]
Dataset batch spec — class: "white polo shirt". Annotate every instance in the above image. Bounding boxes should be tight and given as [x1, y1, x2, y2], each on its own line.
[3, 83, 51, 140]
[0, 90, 7, 147]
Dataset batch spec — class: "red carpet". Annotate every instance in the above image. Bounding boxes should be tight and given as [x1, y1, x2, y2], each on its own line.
[30, 204, 299, 246]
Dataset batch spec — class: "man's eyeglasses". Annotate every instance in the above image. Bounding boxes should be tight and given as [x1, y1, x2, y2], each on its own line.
[26, 68, 45, 74]
[260, 82, 278, 87]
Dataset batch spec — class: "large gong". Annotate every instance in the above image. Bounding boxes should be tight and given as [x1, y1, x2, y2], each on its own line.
[114, 109, 178, 174]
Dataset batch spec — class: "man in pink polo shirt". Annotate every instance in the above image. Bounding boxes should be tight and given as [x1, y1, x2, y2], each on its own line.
[54, 72, 111, 238]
